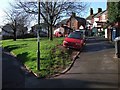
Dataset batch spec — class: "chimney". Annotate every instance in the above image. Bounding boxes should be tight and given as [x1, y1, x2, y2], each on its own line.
[71, 12, 76, 17]
[98, 8, 102, 13]
[107, 2, 110, 10]
[90, 8, 93, 15]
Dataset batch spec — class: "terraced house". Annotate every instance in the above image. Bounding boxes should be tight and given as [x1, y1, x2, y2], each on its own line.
[86, 8, 108, 36]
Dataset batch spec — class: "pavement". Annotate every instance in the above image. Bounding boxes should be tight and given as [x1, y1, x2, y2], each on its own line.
[2, 36, 120, 88]
[2, 51, 26, 88]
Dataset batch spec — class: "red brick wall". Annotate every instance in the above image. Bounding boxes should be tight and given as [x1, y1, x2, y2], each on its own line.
[67, 21, 71, 27]
[73, 20, 78, 30]
[66, 17, 86, 30]
[66, 19, 79, 30]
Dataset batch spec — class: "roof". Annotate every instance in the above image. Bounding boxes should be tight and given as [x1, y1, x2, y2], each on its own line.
[86, 21, 92, 25]
[56, 18, 69, 26]
[94, 10, 107, 18]
[56, 14, 86, 27]
[75, 17, 86, 22]
[86, 15, 92, 20]
[32, 23, 48, 28]
[75, 16, 86, 25]
[66, 16, 86, 25]
[62, 26, 73, 30]
[86, 12, 99, 20]
[61, 19, 69, 24]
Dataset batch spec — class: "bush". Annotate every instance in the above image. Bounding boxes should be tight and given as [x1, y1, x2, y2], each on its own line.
[2, 35, 13, 40]
[2, 34, 37, 40]
[17, 34, 36, 39]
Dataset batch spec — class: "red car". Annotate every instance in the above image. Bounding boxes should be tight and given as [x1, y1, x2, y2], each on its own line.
[63, 32, 85, 49]
[54, 31, 63, 37]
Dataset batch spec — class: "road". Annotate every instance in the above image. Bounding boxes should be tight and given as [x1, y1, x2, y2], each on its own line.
[2, 37, 120, 88]
[2, 51, 25, 88]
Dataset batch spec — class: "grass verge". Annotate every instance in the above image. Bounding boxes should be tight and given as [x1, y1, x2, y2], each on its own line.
[2, 37, 73, 78]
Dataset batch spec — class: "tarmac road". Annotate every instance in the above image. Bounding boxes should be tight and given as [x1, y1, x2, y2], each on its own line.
[2, 51, 25, 88]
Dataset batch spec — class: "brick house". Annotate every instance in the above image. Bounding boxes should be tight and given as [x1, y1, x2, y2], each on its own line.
[54, 13, 86, 36]
[86, 8, 108, 36]
[66, 12, 86, 30]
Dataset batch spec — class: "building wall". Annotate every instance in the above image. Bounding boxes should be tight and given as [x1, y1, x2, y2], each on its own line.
[72, 19, 79, 30]
[67, 20, 71, 28]
[66, 18, 85, 30]
[71, 18, 76, 30]
[94, 18, 99, 22]
[100, 13, 108, 22]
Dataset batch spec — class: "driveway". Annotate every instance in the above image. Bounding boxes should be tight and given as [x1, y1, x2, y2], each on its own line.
[25, 37, 119, 88]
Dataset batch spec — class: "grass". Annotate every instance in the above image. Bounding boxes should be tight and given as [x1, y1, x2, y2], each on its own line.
[2, 37, 72, 78]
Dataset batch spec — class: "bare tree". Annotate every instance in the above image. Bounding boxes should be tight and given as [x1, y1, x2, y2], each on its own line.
[2, 8, 29, 41]
[17, 14, 29, 38]
[3, 9, 19, 41]
[13, 0, 88, 40]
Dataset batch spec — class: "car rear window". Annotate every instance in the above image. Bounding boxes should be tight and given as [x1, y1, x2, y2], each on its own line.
[68, 32, 82, 39]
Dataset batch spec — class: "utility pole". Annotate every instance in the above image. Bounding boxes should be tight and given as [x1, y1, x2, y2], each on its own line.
[37, 0, 40, 71]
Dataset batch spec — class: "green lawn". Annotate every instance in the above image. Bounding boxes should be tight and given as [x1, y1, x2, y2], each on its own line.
[2, 37, 72, 78]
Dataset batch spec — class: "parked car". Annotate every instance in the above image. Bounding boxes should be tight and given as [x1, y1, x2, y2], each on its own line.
[63, 31, 85, 50]
[54, 31, 63, 37]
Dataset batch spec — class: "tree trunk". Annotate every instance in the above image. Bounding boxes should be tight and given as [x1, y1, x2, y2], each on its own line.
[13, 30, 16, 41]
[50, 16, 53, 41]
[50, 24, 53, 41]
[13, 20, 17, 41]
[22, 29, 25, 39]
[47, 26, 49, 39]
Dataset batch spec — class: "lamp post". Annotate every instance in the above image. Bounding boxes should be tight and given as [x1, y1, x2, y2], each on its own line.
[37, 0, 40, 71]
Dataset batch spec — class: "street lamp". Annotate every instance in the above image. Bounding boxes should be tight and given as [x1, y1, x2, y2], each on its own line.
[37, 0, 40, 71]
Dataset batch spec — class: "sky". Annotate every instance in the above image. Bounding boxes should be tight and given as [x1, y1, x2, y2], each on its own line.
[0, 0, 12, 26]
[88, 2, 107, 16]
[0, 0, 107, 27]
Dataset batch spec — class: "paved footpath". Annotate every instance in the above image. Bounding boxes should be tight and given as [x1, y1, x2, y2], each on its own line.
[25, 37, 120, 88]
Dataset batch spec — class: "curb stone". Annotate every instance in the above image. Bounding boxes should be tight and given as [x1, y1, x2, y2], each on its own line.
[48, 51, 80, 78]
[26, 49, 82, 78]
[50, 46, 84, 78]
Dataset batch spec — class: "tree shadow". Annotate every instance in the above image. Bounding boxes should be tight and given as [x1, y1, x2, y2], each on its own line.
[17, 52, 29, 64]
[22, 39, 37, 42]
[25, 77, 118, 88]
[40, 58, 47, 61]
[83, 42, 115, 53]
[83, 37, 115, 53]
[4, 44, 27, 52]
[86, 37, 108, 44]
